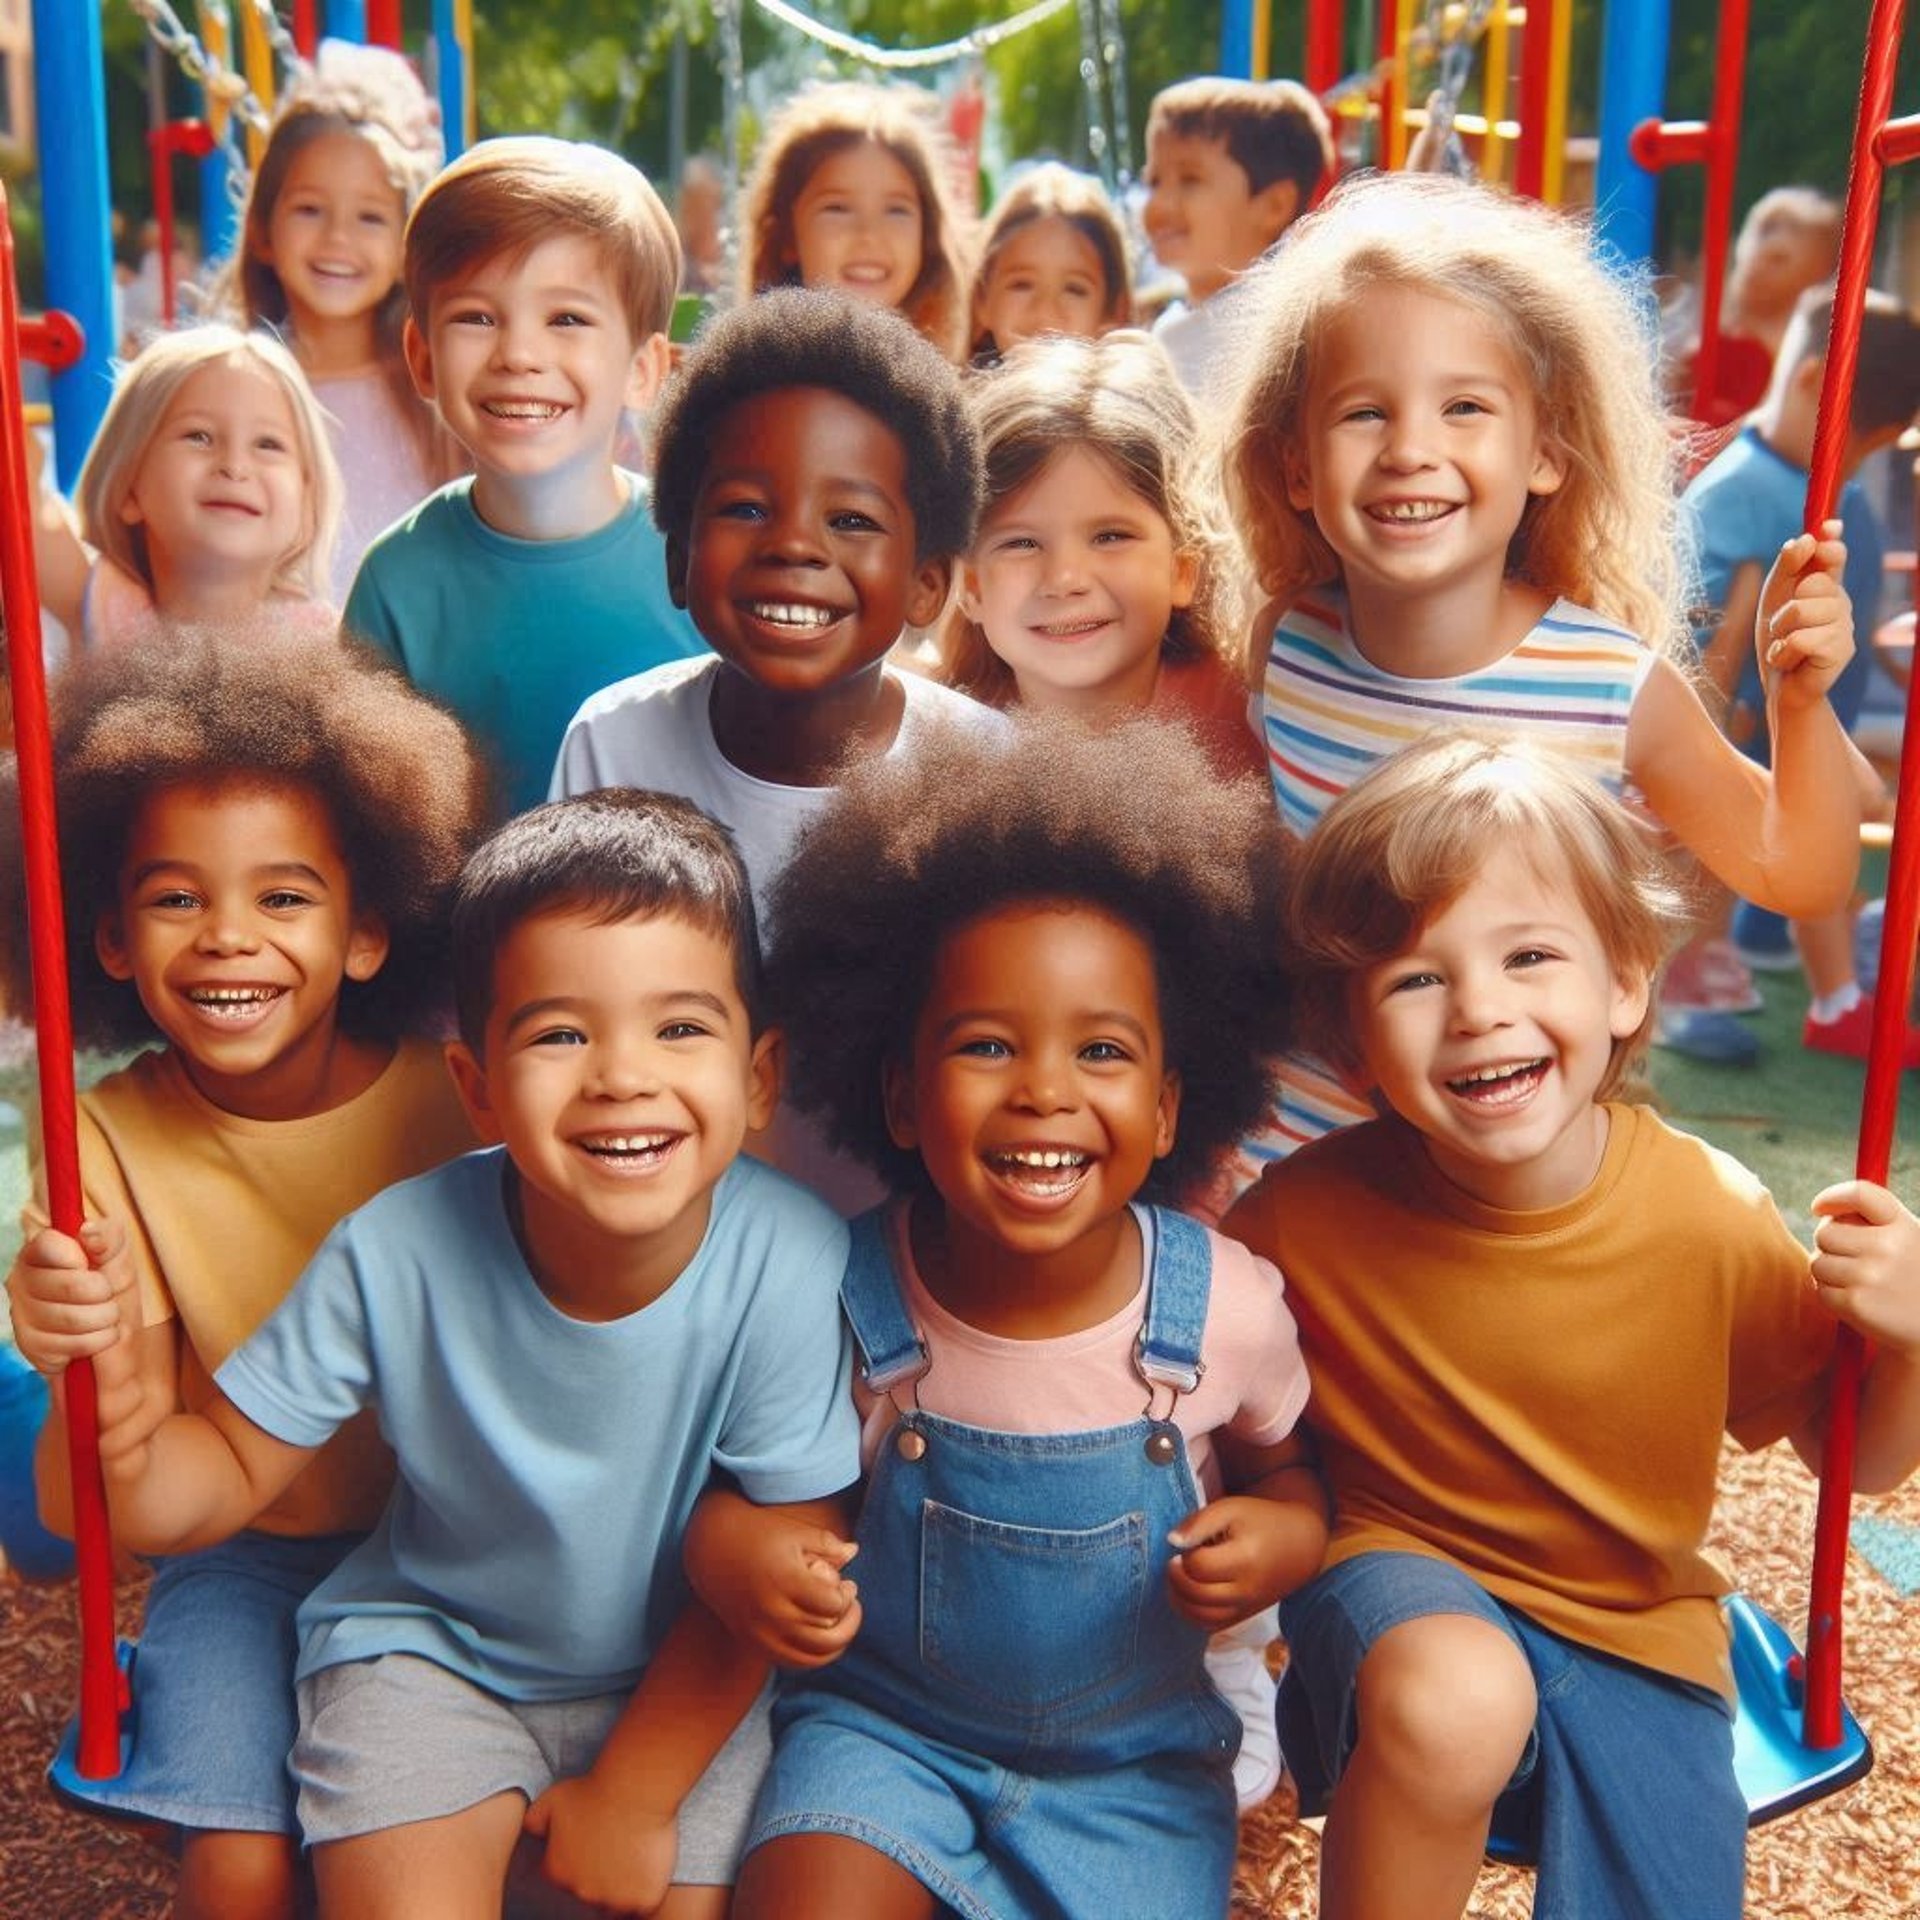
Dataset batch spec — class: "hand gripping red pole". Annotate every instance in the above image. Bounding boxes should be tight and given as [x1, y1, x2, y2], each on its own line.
[1801, 0, 1917, 1752]
[0, 185, 120, 1778]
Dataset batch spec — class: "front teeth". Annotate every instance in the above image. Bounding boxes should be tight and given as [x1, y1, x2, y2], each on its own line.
[1372, 500, 1452, 522]
[1037, 618, 1106, 637]
[1451, 1059, 1545, 1087]
[584, 1132, 674, 1152]
[749, 602, 837, 628]
[484, 400, 562, 419]
[187, 987, 279, 1004]
[996, 1148, 1089, 1169]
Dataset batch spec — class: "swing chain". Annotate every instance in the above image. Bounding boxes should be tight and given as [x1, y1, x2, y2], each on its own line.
[126, 0, 273, 137]
[244, 0, 307, 78]
[745, 0, 1078, 73]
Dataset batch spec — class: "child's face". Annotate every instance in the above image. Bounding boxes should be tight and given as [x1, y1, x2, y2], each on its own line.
[120, 360, 312, 584]
[1346, 844, 1649, 1212]
[96, 778, 389, 1122]
[1142, 129, 1294, 303]
[1731, 210, 1840, 322]
[787, 139, 925, 313]
[404, 233, 666, 486]
[1283, 285, 1565, 619]
[960, 446, 1196, 714]
[446, 908, 779, 1309]
[975, 217, 1114, 351]
[676, 386, 950, 699]
[885, 903, 1179, 1264]
[261, 129, 405, 329]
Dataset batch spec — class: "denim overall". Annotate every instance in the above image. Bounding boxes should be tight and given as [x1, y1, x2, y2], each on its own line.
[749, 1205, 1241, 1920]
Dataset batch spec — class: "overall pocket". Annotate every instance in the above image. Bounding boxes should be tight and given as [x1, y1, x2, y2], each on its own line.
[919, 1499, 1148, 1717]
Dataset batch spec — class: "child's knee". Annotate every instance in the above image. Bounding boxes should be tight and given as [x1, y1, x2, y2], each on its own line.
[174, 1828, 301, 1920]
[1353, 1613, 1536, 1809]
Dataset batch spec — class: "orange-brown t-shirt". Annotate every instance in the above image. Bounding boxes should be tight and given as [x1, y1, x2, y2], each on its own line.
[1223, 1102, 1835, 1700]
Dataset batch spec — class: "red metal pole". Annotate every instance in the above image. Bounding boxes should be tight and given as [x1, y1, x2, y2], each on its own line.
[0, 188, 120, 1779]
[292, 0, 318, 58]
[1513, 0, 1555, 197]
[367, 0, 402, 49]
[146, 121, 215, 329]
[1803, 0, 1914, 1753]
[1690, 0, 1750, 417]
[1306, 0, 1345, 95]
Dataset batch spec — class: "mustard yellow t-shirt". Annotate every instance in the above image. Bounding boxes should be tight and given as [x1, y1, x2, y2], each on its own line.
[1223, 1102, 1836, 1701]
[28, 1038, 475, 1537]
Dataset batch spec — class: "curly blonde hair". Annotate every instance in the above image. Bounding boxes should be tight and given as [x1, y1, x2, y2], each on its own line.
[1218, 172, 1682, 674]
[939, 331, 1238, 705]
[740, 81, 972, 363]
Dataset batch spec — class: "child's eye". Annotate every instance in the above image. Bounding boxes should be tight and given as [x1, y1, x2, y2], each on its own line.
[828, 509, 882, 534]
[259, 889, 314, 911]
[1506, 947, 1556, 970]
[1445, 398, 1491, 418]
[180, 427, 214, 446]
[358, 208, 396, 229]
[445, 306, 493, 327]
[658, 1020, 711, 1042]
[1385, 969, 1441, 995]
[550, 311, 591, 328]
[255, 434, 291, 455]
[989, 533, 1039, 555]
[1339, 405, 1385, 424]
[145, 888, 201, 912]
[529, 1025, 587, 1047]
[955, 1036, 1012, 1059]
[1091, 526, 1138, 547]
[1079, 1039, 1133, 1064]
[709, 497, 767, 523]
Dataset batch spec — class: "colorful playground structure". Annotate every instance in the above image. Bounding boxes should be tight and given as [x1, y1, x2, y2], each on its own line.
[5, 0, 1918, 1845]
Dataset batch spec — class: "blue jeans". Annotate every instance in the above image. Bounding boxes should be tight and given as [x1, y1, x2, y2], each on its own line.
[1279, 1551, 1745, 1920]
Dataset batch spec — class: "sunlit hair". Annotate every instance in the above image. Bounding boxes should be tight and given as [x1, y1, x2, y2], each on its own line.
[740, 81, 972, 362]
[1289, 732, 1685, 1099]
[1146, 76, 1334, 204]
[0, 623, 493, 1050]
[768, 714, 1291, 1204]
[1218, 172, 1682, 675]
[938, 330, 1237, 705]
[1767, 286, 1920, 437]
[404, 135, 680, 343]
[74, 325, 342, 602]
[217, 45, 444, 473]
[968, 162, 1132, 355]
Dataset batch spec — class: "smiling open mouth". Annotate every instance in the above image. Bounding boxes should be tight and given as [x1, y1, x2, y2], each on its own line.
[185, 986, 284, 1021]
[745, 601, 844, 630]
[987, 1146, 1092, 1197]
[1446, 1058, 1548, 1105]
[482, 400, 564, 421]
[1034, 617, 1109, 639]
[578, 1132, 681, 1168]
[1367, 500, 1457, 524]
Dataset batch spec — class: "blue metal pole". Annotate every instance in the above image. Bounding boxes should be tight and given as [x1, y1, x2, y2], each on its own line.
[328, 0, 369, 39]
[433, 0, 470, 161]
[28, 0, 115, 490]
[1593, 0, 1671, 263]
[199, 139, 237, 274]
[1220, 0, 1255, 79]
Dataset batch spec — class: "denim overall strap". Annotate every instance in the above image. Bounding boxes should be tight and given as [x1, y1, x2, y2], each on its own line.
[1136, 1206, 1209, 1395]
[839, 1208, 929, 1394]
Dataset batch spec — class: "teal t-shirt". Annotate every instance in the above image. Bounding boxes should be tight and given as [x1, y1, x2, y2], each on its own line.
[343, 475, 706, 812]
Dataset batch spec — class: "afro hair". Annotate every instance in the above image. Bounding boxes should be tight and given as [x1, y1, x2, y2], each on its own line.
[766, 712, 1291, 1204]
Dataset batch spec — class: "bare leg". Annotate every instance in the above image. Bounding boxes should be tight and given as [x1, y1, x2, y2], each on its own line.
[313, 1791, 524, 1920]
[175, 1829, 301, 1920]
[734, 1833, 938, 1920]
[1319, 1615, 1536, 1920]
[1796, 911, 1855, 1002]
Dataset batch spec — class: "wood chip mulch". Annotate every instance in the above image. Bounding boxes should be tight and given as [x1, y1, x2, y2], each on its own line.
[3, 1437, 1915, 1918]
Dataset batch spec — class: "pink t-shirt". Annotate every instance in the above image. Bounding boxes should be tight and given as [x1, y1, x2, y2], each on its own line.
[854, 1203, 1311, 1499]
[81, 556, 338, 651]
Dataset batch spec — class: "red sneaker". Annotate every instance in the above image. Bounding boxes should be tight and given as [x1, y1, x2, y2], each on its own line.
[1802, 998, 1920, 1068]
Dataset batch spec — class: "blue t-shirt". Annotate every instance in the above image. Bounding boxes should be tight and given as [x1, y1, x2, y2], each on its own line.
[1680, 425, 1884, 737]
[343, 475, 706, 813]
[217, 1148, 858, 1700]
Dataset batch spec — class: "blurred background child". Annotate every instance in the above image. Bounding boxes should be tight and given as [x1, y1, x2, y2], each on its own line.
[31, 326, 341, 650]
[739, 80, 973, 362]
[2, 629, 488, 1920]
[967, 162, 1131, 365]
[217, 43, 451, 600]
[940, 330, 1260, 776]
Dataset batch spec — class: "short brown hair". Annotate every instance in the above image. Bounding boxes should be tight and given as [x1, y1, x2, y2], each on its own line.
[1777, 286, 1920, 438]
[1147, 77, 1333, 204]
[1289, 733, 1685, 1100]
[403, 136, 679, 342]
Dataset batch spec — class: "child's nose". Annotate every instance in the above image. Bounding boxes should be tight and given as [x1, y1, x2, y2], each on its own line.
[1448, 971, 1511, 1032]
[1011, 1051, 1078, 1113]
[1379, 420, 1437, 471]
[589, 1040, 662, 1100]
[195, 913, 261, 956]
[489, 314, 543, 370]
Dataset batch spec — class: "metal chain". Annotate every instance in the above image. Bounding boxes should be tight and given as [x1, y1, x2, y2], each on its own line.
[126, 0, 273, 135]
[1075, 0, 1111, 182]
[747, 0, 1078, 74]
[245, 0, 306, 78]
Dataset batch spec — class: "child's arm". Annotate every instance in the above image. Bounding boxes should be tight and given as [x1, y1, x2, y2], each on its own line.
[1165, 1430, 1330, 1629]
[91, 1320, 318, 1554]
[682, 1483, 862, 1668]
[25, 426, 91, 636]
[1627, 523, 1860, 920]
[522, 1597, 767, 1916]
[1801, 1180, 1920, 1493]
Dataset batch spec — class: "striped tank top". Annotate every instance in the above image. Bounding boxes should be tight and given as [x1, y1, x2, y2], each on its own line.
[1262, 589, 1655, 837]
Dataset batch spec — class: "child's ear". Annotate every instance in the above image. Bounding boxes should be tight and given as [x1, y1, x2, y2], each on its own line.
[343, 912, 390, 985]
[955, 559, 984, 625]
[95, 911, 134, 983]
[1154, 1070, 1182, 1160]
[402, 316, 436, 404]
[625, 332, 672, 413]
[1249, 178, 1302, 254]
[1282, 443, 1315, 514]
[665, 532, 690, 609]
[905, 557, 953, 631]
[881, 1056, 919, 1151]
[1609, 964, 1653, 1042]
[444, 1039, 505, 1145]
[746, 1026, 782, 1132]
[1527, 435, 1568, 499]
[1169, 547, 1200, 611]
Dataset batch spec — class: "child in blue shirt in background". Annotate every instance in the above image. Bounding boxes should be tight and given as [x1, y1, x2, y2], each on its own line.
[344, 137, 705, 812]
[84, 790, 860, 1920]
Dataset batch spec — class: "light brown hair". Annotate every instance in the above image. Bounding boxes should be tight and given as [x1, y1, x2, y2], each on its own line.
[1146, 76, 1333, 204]
[969, 162, 1132, 356]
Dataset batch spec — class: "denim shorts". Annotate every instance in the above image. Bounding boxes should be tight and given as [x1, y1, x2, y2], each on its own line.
[51, 1529, 360, 1834]
[295, 1652, 770, 1884]
[1279, 1551, 1745, 1920]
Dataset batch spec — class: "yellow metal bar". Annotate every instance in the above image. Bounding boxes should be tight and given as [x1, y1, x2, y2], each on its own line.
[1480, 1, 1512, 181]
[239, 3, 274, 168]
[1389, 0, 1417, 169]
[1543, 0, 1572, 202]
[199, 2, 232, 142]
[1252, 0, 1271, 81]
[457, 0, 476, 154]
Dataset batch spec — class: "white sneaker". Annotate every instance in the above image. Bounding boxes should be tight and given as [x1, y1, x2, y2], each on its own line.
[1205, 1607, 1282, 1811]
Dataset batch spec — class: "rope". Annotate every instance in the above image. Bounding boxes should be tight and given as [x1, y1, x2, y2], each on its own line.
[745, 0, 1078, 72]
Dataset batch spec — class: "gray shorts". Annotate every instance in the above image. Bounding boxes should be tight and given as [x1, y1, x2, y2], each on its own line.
[294, 1652, 771, 1883]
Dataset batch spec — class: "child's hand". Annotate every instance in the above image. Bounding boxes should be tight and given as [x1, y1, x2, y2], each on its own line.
[524, 1771, 676, 1916]
[6, 1219, 136, 1376]
[684, 1489, 861, 1670]
[1758, 520, 1853, 712]
[1811, 1180, 1920, 1356]
[1167, 1495, 1309, 1629]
